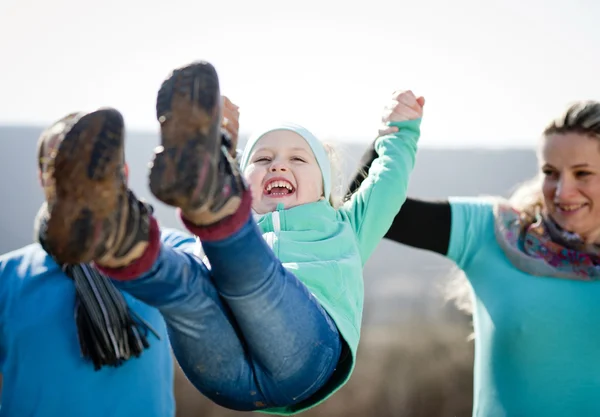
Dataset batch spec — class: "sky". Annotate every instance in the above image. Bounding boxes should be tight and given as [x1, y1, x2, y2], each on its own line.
[0, 0, 598, 148]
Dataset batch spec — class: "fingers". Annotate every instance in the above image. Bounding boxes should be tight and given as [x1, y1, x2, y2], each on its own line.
[382, 104, 422, 122]
[222, 95, 239, 112]
[378, 125, 399, 136]
[395, 90, 425, 113]
[381, 90, 425, 123]
[222, 106, 239, 133]
[390, 90, 423, 110]
[221, 95, 240, 141]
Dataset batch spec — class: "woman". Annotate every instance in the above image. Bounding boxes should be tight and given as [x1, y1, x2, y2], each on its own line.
[349, 100, 600, 416]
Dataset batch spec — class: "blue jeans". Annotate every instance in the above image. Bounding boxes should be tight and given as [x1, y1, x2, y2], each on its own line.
[114, 217, 342, 411]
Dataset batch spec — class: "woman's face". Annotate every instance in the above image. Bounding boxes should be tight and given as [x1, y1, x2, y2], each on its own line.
[540, 132, 600, 242]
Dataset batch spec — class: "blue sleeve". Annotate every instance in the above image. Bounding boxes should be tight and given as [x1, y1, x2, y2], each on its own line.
[113, 228, 209, 323]
[0, 259, 6, 371]
[447, 197, 496, 270]
[160, 228, 197, 253]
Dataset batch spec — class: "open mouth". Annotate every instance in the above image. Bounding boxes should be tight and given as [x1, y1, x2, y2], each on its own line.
[264, 179, 295, 197]
[555, 203, 587, 214]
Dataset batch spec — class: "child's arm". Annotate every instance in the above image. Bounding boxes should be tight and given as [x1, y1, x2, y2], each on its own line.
[341, 91, 423, 263]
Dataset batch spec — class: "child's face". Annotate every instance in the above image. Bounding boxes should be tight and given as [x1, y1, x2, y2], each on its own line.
[243, 130, 324, 214]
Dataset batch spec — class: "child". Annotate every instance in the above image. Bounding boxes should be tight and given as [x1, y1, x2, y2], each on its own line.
[41, 60, 423, 414]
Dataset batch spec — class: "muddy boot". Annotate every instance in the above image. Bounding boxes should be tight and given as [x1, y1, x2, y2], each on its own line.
[149, 61, 248, 227]
[39, 108, 151, 266]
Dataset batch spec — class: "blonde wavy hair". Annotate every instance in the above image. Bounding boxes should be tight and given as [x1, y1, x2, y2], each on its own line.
[322, 141, 346, 209]
[447, 100, 600, 316]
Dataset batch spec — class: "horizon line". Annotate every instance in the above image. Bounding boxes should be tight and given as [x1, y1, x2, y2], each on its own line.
[0, 123, 537, 150]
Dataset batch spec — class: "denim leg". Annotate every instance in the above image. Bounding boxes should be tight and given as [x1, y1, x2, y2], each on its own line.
[112, 246, 263, 410]
[112, 233, 341, 410]
[202, 216, 343, 405]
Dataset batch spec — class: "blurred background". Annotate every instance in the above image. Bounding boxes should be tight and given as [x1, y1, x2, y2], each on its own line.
[0, 0, 594, 414]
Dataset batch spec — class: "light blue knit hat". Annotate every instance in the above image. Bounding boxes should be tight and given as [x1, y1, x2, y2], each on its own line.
[238, 122, 331, 200]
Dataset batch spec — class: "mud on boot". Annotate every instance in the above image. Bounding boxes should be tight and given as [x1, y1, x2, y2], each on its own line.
[39, 109, 151, 265]
[150, 60, 247, 226]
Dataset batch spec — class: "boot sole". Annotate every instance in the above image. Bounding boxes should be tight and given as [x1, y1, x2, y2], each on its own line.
[149, 61, 222, 210]
[46, 108, 126, 264]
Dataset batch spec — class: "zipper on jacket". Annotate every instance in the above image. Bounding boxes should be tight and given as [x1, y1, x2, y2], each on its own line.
[273, 203, 285, 233]
[272, 211, 281, 233]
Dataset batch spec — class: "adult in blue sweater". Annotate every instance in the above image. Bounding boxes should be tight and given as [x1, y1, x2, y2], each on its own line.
[0, 98, 242, 417]
[349, 99, 600, 416]
[0, 132, 185, 417]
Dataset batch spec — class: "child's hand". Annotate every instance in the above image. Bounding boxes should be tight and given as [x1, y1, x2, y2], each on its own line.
[221, 95, 240, 156]
[378, 90, 425, 136]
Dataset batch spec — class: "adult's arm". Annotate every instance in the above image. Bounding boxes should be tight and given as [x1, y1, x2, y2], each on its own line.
[346, 140, 451, 256]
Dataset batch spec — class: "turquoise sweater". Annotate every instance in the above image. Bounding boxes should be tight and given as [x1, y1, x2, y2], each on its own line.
[450, 197, 600, 417]
[253, 119, 421, 414]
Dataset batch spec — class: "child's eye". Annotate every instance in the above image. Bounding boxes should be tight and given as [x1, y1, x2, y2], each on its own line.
[254, 157, 271, 163]
[291, 156, 306, 162]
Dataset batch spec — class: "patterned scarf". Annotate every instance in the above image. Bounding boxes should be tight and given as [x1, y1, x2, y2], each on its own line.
[494, 200, 600, 280]
[34, 204, 161, 370]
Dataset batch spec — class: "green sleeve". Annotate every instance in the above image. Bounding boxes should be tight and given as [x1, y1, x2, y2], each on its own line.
[341, 118, 421, 263]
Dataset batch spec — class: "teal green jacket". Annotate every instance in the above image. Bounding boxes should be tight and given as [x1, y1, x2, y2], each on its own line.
[257, 119, 421, 414]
